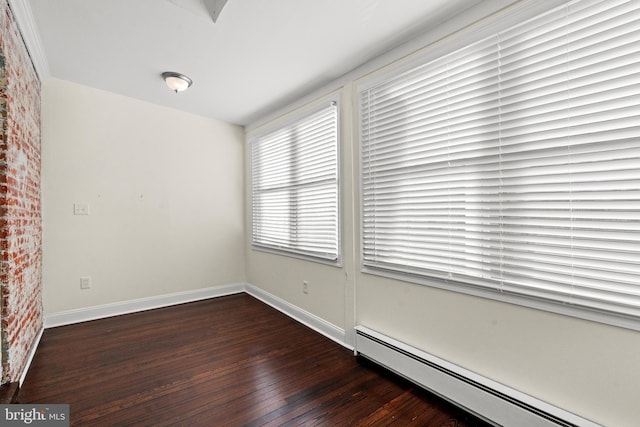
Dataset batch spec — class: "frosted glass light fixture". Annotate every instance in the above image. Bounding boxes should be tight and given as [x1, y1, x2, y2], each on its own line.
[162, 72, 193, 93]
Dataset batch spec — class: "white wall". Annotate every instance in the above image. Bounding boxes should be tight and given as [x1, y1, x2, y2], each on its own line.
[244, 1, 640, 426]
[41, 78, 245, 314]
[356, 274, 640, 427]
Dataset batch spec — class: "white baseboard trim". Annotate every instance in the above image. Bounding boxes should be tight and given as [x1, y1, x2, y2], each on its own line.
[44, 283, 245, 328]
[245, 283, 350, 350]
[19, 326, 43, 386]
[43, 283, 349, 350]
[356, 326, 600, 427]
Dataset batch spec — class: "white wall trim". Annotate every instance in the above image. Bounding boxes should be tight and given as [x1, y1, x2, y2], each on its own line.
[245, 283, 351, 350]
[44, 283, 350, 351]
[356, 326, 601, 427]
[7, 0, 51, 80]
[44, 283, 245, 328]
[43, 283, 350, 353]
[19, 326, 43, 386]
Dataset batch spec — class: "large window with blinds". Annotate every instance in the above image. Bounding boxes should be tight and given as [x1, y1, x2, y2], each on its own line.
[359, 0, 640, 321]
[252, 101, 339, 262]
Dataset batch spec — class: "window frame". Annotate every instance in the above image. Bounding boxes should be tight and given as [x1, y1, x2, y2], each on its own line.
[250, 96, 342, 266]
[357, 0, 640, 331]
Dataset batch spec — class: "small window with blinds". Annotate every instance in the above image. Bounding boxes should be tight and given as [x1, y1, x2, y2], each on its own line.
[359, 0, 640, 322]
[251, 101, 339, 262]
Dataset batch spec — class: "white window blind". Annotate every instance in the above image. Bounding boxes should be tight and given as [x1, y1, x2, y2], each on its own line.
[360, 0, 640, 318]
[252, 102, 339, 261]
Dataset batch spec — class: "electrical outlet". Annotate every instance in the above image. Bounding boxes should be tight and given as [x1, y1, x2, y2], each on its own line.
[80, 276, 91, 289]
[303, 280, 309, 294]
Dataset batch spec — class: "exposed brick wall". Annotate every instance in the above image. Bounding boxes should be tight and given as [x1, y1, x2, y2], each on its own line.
[0, 0, 42, 383]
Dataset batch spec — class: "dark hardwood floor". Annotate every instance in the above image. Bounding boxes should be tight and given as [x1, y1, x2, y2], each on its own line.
[19, 294, 491, 426]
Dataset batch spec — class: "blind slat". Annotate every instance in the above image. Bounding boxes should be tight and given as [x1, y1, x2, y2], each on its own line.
[252, 103, 339, 261]
[360, 0, 640, 318]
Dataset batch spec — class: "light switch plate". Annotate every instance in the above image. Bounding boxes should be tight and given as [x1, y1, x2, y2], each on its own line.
[73, 203, 90, 215]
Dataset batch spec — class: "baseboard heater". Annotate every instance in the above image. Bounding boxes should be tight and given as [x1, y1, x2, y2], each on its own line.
[355, 326, 600, 427]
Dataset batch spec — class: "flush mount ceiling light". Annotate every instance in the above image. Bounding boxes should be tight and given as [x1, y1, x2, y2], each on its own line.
[162, 72, 193, 93]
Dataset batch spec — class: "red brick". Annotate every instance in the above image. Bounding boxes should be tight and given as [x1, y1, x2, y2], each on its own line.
[0, 0, 42, 384]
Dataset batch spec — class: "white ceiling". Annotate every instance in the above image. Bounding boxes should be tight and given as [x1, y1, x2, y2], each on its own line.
[28, 0, 479, 126]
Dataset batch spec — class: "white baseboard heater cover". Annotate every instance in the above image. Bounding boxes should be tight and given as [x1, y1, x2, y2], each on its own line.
[355, 326, 601, 427]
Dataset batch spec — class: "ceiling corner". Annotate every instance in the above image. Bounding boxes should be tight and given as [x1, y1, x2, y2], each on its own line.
[7, 0, 51, 81]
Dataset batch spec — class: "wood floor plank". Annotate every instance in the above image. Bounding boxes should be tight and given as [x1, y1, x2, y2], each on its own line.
[19, 294, 490, 426]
